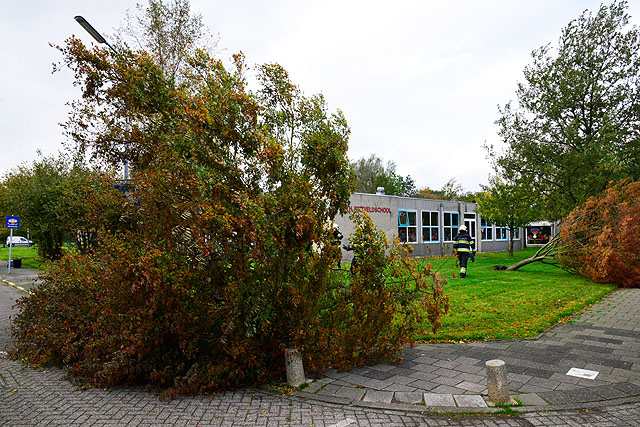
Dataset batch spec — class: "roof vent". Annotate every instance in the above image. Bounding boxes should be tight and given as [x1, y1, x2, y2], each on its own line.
[376, 187, 385, 195]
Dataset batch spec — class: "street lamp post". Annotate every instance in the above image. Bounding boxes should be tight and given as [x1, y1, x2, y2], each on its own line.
[74, 16, 118, 54]
[74, 16, 129, 182]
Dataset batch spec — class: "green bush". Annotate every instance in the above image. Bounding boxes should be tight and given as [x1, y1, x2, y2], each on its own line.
[11, 38, 448, 395]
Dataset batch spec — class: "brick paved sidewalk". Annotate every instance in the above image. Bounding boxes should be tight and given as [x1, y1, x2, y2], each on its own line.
[298, 288, 640, 410]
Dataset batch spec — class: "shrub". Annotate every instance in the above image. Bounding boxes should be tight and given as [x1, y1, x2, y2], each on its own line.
[304, 210, 449, 370]
[11, 39, 449, 394]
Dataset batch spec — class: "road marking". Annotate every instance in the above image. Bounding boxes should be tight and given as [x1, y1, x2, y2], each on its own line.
[329, 418, 356, 427]
[566, 367, 599, 379]
[0, 278, 33, 295]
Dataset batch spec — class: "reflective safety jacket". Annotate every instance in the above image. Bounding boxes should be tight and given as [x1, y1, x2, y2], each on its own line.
[453, 231, 475, 253]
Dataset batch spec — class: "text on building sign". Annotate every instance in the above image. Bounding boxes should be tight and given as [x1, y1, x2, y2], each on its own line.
[348, 206, 391, 214]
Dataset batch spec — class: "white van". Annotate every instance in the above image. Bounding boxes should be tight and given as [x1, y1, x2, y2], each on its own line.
[6, 236, 33, 247]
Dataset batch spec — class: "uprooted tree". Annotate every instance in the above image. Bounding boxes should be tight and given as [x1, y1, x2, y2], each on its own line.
[503, 180, 640, 288]
[11, 30, 449, 394]
[556, 179, 640, 287]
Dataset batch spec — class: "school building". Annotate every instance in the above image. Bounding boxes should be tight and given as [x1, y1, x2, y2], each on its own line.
[334, 192, 556, 261]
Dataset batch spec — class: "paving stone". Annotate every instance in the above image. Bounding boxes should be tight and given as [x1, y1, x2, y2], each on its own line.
[555, 382, 580, 391]
[362, 390, 393, 404]
[455, 363, 485, 375]
[423, 393, 456, 407]
[433, 359, 461, 369]
[523, 367, 556, 379]
[348, 366, 371, 375]
[507, 372, 534, 384]
[303, 381, 324, 393]
[394, 391, 423, 404]
[431, 375, 462, 387]
[591, 384, 629, 400]
[323, 369, 350, 380]
[368, 363, 396, 372]
[527, 376, 563, 390]
[333, 386, 366, 401]
[514, 392, 549, 406]
[385, 367, 417, 377]
[398, 360, 421, 370]
[407, 379, 438, 391]
[582, 363, 614, 375]
[574, 334, 624, 345]
[387, 375, 417, 386]
[382, 383, 415, 392]
[562, 388, 602, 403]
[316, 383, 341, 396]
[338, 373, 368, 384]
[362, 379, 393, 390]
[612, 381, 640, 396]
[518, 383, 554, 393]
[409, 370, 438, 381]
[431, 384, 466, 394]
[453, 394, 487, 408]
[456, 381, 485, 393]
[539, 390, 575, 404]
[454, 371, 485, 384]
[600, 358, 634, 370]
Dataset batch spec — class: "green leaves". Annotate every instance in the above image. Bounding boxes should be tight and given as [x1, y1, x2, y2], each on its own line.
[13, 23, 358, 393]
[492, 1, 640, 220]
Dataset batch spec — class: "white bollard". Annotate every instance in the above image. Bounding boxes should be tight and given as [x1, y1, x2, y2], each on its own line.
[485, 359, 512, 405]
[284, 347, 306, 387]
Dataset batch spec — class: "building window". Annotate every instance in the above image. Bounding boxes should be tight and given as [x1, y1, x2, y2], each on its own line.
[421, 211, 439, 242]
[495, 225, 508, 241]
[443, 212, 459, 242]
[481, 219, 493, 241]
[398, 210, 417, 243]
[526, 226, 551, 245]
[513, 227, 520, 240]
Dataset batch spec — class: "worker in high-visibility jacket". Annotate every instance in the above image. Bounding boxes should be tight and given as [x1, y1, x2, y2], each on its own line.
[453, 225, 475, 278]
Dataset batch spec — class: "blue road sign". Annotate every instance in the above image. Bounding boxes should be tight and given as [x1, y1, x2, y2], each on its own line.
[5, 216, 19, 229]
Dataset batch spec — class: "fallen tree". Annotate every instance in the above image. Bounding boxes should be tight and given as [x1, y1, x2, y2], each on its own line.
[503, 180, 640, 288]
[504, 234, 562, 271]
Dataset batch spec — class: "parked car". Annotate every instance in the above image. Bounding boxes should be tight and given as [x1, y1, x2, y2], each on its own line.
[6, 236, 33, 247]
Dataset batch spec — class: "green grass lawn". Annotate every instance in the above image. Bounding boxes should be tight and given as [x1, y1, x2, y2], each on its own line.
[416, 247, 616, 342]
[0, 246, 47, 270]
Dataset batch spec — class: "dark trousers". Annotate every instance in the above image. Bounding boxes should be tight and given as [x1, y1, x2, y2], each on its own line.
[457, 252, 470, 278]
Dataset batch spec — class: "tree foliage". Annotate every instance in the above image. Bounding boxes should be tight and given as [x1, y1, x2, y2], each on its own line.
[490, 1, 640, 220]
[502, 180, 640, 284]
[415, 178, 476, 202]
[557, 179, 640, 287]
[116, 0, 213, 79]
[0, 153, 120, 259]
[477, 174, 539, 256]
[306, 210, 449, 368]
[351, 154, 416, 196]
[12, 30, 448, 394]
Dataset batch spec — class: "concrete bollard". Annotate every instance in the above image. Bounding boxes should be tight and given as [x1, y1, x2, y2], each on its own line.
[284, 347, 306, 387]
[485, 359, 513, 405]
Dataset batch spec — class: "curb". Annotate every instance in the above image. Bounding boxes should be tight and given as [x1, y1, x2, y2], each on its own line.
[0, 278, 33, 295]
[283, 382, 640, 415]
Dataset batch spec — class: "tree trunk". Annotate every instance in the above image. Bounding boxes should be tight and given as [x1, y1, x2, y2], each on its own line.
[505, 234, 562, 271]
[505, 254, 556, 270]
[508, 225, 514, 257]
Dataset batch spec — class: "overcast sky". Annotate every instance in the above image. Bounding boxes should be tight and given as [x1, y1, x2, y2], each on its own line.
[2, 1, 638, 192]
